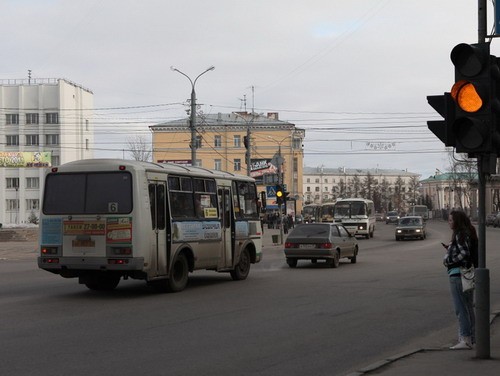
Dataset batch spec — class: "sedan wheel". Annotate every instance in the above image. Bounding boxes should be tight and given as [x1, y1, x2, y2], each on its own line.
[286, 258, 298, 268]
[329, 251, 340, 268]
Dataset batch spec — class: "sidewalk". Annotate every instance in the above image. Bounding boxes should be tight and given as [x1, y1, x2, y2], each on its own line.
[345, 311, 500, 376]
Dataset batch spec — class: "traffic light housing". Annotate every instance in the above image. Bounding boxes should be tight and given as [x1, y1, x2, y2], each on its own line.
[243, 136, 249, 150]
[284, 191, 290, 205]
[428, 42, 500, 157]
[275, 184, 284, 205]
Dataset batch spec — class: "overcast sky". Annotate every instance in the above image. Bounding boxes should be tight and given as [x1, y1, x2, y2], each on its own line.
[2, 0, 496, 178]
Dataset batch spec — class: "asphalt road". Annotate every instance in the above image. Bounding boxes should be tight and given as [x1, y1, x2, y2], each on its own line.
[1, 220, 500, 376]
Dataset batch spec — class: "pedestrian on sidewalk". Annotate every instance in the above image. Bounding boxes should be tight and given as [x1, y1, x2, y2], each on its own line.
[442, 210, 477, 350]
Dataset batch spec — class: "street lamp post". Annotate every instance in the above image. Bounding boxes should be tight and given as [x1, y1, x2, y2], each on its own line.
[171, 66, 215, 166]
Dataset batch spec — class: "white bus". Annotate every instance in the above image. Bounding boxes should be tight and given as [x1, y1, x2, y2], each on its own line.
[320, 203, 336, 222]
[303, 204, 321, 223]
[409, 205, 429, 220]
[37, 159, 262, 292]
[333, 198, 375, 238]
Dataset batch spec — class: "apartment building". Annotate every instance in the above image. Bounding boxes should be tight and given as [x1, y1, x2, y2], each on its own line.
[0, 78, 93, 225]
[150, 112, 305, 214]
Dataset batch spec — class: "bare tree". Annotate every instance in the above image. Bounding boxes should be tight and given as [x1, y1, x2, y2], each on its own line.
[127, 135, 152, 162]
[448, 152, 477, 211]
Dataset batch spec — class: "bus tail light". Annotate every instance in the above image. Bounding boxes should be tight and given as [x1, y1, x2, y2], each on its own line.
[41, 246, 58, 255]
[42, 258, 59, 264]
[108, 259, 129, 265]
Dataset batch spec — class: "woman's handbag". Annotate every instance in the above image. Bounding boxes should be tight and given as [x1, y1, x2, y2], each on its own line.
[460, 266, 475, 292]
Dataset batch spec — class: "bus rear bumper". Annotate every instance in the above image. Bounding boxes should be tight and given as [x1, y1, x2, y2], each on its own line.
[37, 256, 145, 276]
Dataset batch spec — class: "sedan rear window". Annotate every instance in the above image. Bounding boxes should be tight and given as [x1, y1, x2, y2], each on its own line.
[289, 224, 330, 236]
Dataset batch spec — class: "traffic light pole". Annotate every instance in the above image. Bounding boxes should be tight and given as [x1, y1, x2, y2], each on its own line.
[476, 0, 490, 359]
[278, 145, 284, 245]
[475, 154, 491, 359]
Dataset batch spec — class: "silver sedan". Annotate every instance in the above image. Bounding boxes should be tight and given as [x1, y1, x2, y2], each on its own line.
[284, 223, 359, 268]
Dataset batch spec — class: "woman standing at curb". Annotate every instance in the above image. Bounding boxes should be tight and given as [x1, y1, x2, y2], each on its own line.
[443, 210, 477, 350]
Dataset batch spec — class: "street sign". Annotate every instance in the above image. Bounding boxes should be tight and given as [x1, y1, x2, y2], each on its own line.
[266, 185, 276, 197]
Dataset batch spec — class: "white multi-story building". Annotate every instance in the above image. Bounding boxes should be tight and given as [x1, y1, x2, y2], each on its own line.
[303, 166, 421, 212]
[0, 78, 93, 225]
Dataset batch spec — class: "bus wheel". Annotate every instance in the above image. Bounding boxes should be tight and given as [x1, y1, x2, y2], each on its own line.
[84, 273, 120, 291]
[230, 248, 251, 281]
[167, 253, 189, 292]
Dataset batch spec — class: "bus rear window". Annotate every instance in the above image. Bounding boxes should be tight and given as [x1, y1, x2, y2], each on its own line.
[43, 172, 133, 214]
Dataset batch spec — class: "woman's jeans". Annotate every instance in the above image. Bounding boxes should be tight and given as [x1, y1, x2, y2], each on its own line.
[449, 275, 475, 341]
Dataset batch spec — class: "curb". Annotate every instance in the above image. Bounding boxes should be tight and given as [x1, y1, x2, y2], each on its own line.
[345, 311, 500, 376]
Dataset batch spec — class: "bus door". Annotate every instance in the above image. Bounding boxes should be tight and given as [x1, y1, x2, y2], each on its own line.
[148, 181, 170, 276]
[218, 187, 234, 269]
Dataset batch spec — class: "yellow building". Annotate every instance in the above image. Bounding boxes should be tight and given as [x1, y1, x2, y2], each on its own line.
[150, 112, 305, 214]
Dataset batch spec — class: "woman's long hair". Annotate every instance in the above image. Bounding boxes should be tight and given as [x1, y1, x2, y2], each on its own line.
[449, 210, 477, 244]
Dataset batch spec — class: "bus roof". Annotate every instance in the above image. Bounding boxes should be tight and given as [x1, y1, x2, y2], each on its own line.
[51, 159, 256, 182]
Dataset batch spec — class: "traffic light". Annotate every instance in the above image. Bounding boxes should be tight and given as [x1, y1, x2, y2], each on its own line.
[428, 42, 500, 156]
[260, 191, 266, 209]
[453, 43, 500, 154]
[284, 191, 290, 205]
[275, 184, 284, 205]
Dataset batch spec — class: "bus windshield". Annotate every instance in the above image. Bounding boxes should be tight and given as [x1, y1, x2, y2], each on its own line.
[334, 202, 366, 217]
[43, 172, 133, 215]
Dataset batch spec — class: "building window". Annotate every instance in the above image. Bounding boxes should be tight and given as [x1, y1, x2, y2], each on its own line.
[51, 155, 60, 166]
[6, 199, 19, 211]
[86, 139, 89, 150]
[293, 157, 298, 172]
[6, 178, 20, 189]
[195, 135, 202, 148]
[324, 178, 328, 183]
[45, 113, 59, 124]
[324, 187, 329, 192]
[315, 187, 320, 192]
[194, 159, 202, 167]
[307, 178, 310, 183]
[85, 119, 89, 131]
[234, 158, 241, 171]
[6, 135, 19, 146]
[25, 135, 39, 146]
[26, 199, 40, 210]
[26, 113, 39, 125]
[6, 114, 19, 125]
[306, 187, 311, 192]
[292, 137, 301, 149]
[315, 178, 320, 183]
[214, 135, 222, 148]
[26, 177, 39, 189]
[46, 134, 59, 145]
[234, 135, 241, 148]
[214, 159, 222, 171]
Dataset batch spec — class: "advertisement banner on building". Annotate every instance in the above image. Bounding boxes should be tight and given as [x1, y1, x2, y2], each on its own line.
[0, 152, 52, 167]
[250, 158, 277, 178]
